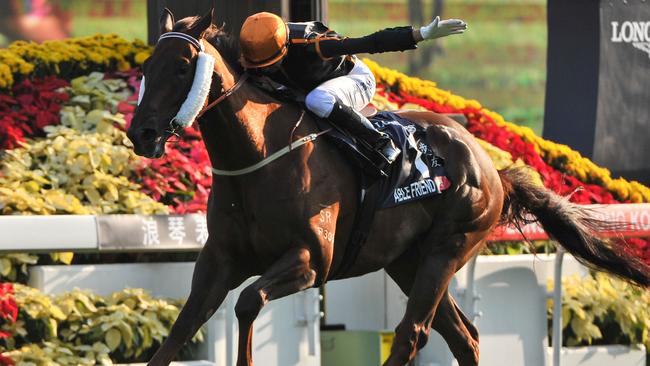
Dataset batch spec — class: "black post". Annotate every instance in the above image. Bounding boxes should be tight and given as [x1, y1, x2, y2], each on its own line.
[290, 0, 328, 23]
[212, 0, 288, 35]
[147, 0, 328, 44]
[147, 0, 216, 44]
[543, 0, 600, 158]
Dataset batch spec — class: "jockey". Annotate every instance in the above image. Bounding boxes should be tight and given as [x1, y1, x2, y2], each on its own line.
[239, 12, 467, 168]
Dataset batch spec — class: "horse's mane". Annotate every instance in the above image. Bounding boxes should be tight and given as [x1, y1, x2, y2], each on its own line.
[174, 16, 243, 74]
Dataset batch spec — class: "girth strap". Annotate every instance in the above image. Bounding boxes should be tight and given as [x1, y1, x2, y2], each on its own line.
[330, 180, 385, 279]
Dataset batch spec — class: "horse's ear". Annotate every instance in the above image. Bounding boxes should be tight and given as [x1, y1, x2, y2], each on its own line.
[160, 7, 175, 34]
[188, 8, 214, 39]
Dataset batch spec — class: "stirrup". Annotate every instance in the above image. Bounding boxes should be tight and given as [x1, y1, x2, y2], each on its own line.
[375, 137, 401, 165]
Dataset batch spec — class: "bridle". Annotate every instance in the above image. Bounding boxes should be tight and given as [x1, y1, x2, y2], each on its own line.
[195, 72, 248, 120]
[155, 31, 248, 137]
[152, 31, 328, 176]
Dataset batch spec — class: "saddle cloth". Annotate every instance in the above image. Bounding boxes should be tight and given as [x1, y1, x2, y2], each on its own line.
[317, 111, 451, 208]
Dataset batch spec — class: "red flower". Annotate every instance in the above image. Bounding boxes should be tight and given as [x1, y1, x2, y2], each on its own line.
[0, 77, 69, 150]
[0, 283, 17, 353]
[0, 283, 17, 323]
[0, 353, 14, 366]
[133, 133, 213, 213]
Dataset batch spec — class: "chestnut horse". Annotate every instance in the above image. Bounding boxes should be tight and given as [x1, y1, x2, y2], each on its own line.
[128, 9, 650, 366]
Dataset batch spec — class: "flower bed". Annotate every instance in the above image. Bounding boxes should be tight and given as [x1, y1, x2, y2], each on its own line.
[1, 34, 649, 363]
[0, 286, 201, 365]
[0, 34, 150, 90]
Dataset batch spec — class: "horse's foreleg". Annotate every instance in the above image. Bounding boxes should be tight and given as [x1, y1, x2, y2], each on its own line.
[234, 247, 317, 366]
[383, 234, 467, 366]
[148, 247, 241, 366]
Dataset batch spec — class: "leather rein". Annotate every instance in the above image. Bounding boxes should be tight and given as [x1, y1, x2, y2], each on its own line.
[195, 72, 249, 120]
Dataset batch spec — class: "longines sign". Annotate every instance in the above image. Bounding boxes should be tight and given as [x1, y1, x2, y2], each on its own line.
[610, 21, 650, 57]
[593, 0, 650, 178]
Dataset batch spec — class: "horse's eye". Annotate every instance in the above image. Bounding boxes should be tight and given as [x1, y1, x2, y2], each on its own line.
[177, 63, 190, 76]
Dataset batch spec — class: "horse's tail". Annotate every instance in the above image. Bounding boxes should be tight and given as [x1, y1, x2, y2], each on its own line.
[498, 168, 650, 288]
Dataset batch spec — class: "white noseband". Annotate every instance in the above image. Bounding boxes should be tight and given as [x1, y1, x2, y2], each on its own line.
[137, 31, 216, 128]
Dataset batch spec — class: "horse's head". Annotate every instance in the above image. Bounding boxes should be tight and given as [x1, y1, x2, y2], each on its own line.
[128, 8, 216, 158]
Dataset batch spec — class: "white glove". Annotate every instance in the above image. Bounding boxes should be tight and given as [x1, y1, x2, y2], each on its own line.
[419, 16, 467, 40]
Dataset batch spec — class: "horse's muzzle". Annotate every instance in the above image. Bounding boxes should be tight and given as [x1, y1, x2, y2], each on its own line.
[127, 123, 165, 158]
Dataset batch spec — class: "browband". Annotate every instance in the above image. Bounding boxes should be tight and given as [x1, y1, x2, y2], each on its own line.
[158, 31, 204, 52]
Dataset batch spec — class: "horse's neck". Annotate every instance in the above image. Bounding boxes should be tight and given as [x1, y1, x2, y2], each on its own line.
[198, 81, 304, 172]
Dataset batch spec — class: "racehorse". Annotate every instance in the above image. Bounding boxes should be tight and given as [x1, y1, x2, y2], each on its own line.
[127, 9, 650, 366]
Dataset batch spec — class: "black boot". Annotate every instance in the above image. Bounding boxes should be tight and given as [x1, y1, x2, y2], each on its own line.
[328, 102, 401, 165]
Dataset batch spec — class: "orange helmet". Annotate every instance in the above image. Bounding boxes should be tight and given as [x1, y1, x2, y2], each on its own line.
[240, 12, 289, 69]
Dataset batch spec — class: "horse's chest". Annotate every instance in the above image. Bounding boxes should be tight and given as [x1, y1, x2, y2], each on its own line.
[243, 202, 300, 257]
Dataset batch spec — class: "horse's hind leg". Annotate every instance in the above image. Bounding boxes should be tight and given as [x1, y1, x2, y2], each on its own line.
[432, 293, 480, 366]
[234, 247, 317, 366]
[386, 250, 480, 366]
[383, 233, 474, 366]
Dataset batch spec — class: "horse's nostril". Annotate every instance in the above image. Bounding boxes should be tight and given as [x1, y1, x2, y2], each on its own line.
[141, 128, 158, 142]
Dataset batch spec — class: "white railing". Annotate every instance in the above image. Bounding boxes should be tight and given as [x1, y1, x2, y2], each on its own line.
[477, 203, 650, 366]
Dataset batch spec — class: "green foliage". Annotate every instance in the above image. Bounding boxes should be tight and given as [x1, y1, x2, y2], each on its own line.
[61, 72, 132, 125]
[4, 340, 113, 366]
[0, 253, 73, 283]
[0, 125, 169, 215]
[0, 254, 38, 283]
[2, 286, 203, 364]
[484, 240, 554, 255]
[548, 273, 650, 349]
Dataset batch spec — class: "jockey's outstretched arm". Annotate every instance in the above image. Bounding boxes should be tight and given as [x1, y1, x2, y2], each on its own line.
[317, 17, 468, 58]
[309, 17, 466, 169]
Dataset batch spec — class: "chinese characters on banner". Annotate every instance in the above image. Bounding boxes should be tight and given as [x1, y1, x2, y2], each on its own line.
[97, 214, 208, 250]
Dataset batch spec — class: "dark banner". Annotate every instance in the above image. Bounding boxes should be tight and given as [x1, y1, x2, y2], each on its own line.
[595, 0, 650, 179]
[97, 214, 207, 251]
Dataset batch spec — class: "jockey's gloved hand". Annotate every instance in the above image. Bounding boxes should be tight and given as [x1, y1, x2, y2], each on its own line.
[419, 16, 467, 40]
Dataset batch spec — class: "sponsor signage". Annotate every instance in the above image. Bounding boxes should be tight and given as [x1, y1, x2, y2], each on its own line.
[610, 20, 650, 56]
[97, 214, 208, 250]
[544, 0, 650, 185]
[488, 204, 650, 241]
[593, 0, 650, 180]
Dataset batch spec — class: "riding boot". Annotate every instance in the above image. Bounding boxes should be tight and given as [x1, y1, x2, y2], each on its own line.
[328, 102, 401, 165]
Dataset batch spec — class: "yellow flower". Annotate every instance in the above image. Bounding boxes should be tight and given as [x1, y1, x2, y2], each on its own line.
[135, 51, 151, 65]
[1, 34, 153, 90]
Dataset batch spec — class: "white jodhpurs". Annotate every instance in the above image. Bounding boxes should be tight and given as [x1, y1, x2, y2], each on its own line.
[304, 59, 376, 118]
